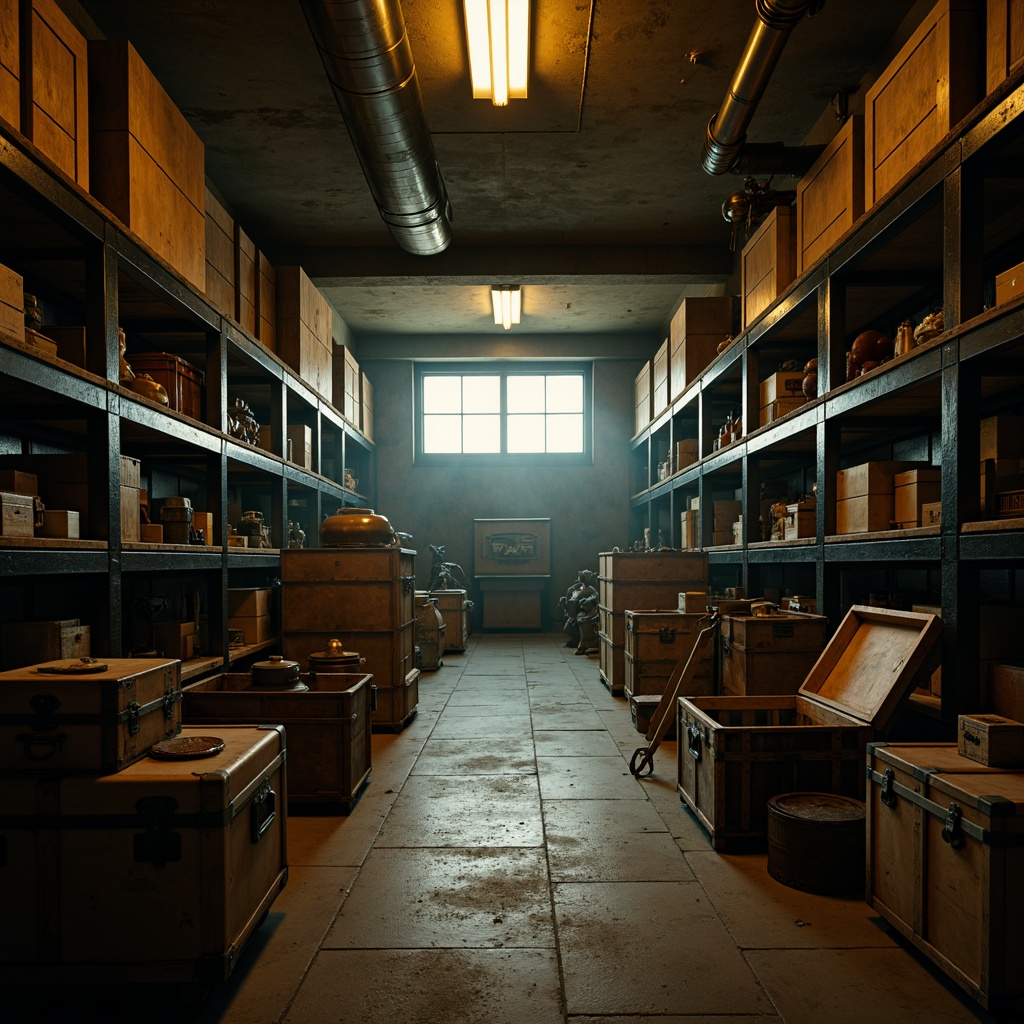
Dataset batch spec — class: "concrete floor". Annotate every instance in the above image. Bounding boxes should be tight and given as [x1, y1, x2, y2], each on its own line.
[13, 634, 997, 1023]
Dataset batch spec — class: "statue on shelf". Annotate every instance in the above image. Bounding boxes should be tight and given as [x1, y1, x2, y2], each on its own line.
[288, 520, 306, 548]
[426, 544, 467, 591]
[559, 569, 598, 649]
[227, 397, 260, 446]
[575, 590, 600, 655]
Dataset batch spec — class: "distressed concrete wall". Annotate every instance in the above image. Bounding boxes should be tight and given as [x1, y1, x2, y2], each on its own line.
[363, 358, 642, 632]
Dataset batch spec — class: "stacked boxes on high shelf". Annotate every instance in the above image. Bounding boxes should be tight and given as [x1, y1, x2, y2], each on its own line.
[277, 266, 332, 402]
[759, 369, 806, 427]
[835, 460, 929, 534]
[652, 337, 669, 418]
[711, 499, 742, 547]
[669, 297, 735, 401]
[981, 414, 1024, 517]
[741, 205, 795, 330]
[894, 468, 941, 528]
[634, 361, 651, 436]
[332, 345, 361, 429]
[228, 586, 274, 646]
[681, 495, 700, 550]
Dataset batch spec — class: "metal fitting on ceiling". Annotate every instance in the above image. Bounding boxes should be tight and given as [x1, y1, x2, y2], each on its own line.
[299, 0, 453, 255]
[701, 0, 825, 177]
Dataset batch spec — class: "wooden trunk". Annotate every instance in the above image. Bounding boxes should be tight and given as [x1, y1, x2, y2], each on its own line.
[0, 656, 180, 772]
[718, 612, 829, 697]
[0, 725, 288, 985]
[864, 0, 981, 208]
[430, 589, 468, 652]
[182, 671, 372, 811]
[0, 618, 90, 669]
[127, 352, 204, 420]
[741, 205, 795, 329]
[279, 547, 419, 729]
[796, 115, 864, 274]
[866, 741, 1024, 1012]
[678, 606, 941, 848]
[624, 610, 714, 698]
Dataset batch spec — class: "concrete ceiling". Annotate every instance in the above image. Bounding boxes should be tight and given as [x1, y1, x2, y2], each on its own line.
[75, 0, 922, 345]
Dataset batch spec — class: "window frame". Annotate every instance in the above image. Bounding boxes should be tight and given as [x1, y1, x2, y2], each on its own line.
[414, 361, 594, 466]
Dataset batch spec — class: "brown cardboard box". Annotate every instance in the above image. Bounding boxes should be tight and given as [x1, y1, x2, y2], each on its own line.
[38, 509, 80, 538]
[836, 461, 923, 501]
[742, 205, 796, 329]
[894, 468, 941, 527]
[361, 371, 373, 441]
[257, 252, 276, 351]
[836, 494, 893, 534]
[797, 115, 864, 274]
[0, 470, 37, 496]
[236, 225, 257, 335]
[921, 501, 942, 527]
[204, 186, 235, 318]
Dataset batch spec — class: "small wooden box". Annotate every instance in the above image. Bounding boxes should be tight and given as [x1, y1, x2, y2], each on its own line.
[0, 656, 179, 771]
[38, 509, 79, 538]
[986, 0, 1024, 93]
[836, 494, 893, 534]
[429, 589, 469, 652]
[0, 726, 287, 985]
[988, 662, 1024, 722]
[0, 618, 90, 670]
[287, 424, 312, 470]
[0, 491, 34, 537]
[958, 713, 1024, 766]
[796, 115, 864, 274]
[236, 225, 257, 335]
[634, 361, 651, 434]
[152, 620, 195, 660]
[741, 205, 796, 329]
[0, 469, 36, 496]
[0, 262, 25, 344]
[120, 484, 139, 542]
[981, 414, 1024, 460]
[0, 0, 18, 129]
[140, 523, 163, 543]
[361, 371, 374, 441]
[995, 258, 1024, 305]
[119, 454, 141, 489]
[864, 0, 981, 208]
[127, 352, 204, 420]
[23, 0, 89, 187]
[676, 439, 698, 470]
[921, 500, 942, 526]
[669, 297, 734, 401]
[651, 338, 669, 415]
[40, 326, 85, 366]
[679, 605, 941, 848]
[894, 468, 942, 527]
[228, 587, 272, 619]
[330, 345, 360, 426]
[759, 395, 806, 428]
[228, 613, 273, 646]
[760, 370, 805, 408]
[866, 741, 1024, 1012]
[719, 611, 829, 697]
[783, 504, 815, 540]
[192, 511, 214, 544]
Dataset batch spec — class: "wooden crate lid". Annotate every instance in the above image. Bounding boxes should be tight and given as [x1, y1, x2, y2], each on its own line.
[799, 605, 941, 729]
[869, 741, 1011, 776]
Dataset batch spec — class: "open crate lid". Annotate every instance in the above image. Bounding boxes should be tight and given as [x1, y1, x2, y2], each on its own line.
[798, 605, 942, 729]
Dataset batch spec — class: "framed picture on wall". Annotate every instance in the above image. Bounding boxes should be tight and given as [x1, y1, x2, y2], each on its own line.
[473, 518, 551, 576]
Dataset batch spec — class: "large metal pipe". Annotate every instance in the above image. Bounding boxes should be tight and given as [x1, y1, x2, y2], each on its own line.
[299, 0, 453, 255]
[701, 0, 823, 176]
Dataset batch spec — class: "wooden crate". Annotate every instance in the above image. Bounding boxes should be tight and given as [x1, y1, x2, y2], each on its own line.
[256, 251, 276, 351]
[652, 338, 669, 416]
[864, 0, 981, 209]
[0, 0, 17, 130]
[957, 713, 1024, 766]
[796, 115, 865, 274]
[0, 725, 287, 985]
[835, 460, 924, 534]
[718, 612, 829, 697]
[0, 618, 89, 669]
[0, 262, 24, 344]
[678, 605, 942, 848]
[332, 345, 361, 426]
[741, 205, 795, 329]
[23, 0, 89, 187]
[182, 671, 372, 811]
[759, 370, 805, 408]
[236, 225, 257, 335]
[0, 656, 180, 772]
[634, 361, 651, 434]
[204, 186, 235, 318]
[624, 610, 714, 699]
[866, 741, 1024, 1012]
[430, 588, 469, 652]
[894, 467, 942, 527]
[669, 297, 734, 401]
[277, 266, 332, 400]
[0, 490, 33, 536]
[361, 370, 374, 441]
[988, 0, 1024, 92]
[127, 352, 204, 420]
[88, 40, 205, 290]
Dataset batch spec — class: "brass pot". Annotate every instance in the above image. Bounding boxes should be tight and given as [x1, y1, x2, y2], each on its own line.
[320, 507, 396, 547]
[308, 637, 364, 676]
[250, 655, 307, 691]
[130, 373, 170, 406]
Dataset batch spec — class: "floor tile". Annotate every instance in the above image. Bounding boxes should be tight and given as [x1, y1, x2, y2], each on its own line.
[533, 729, 621, 757]
[536, 755, 646, 799]
[284, 948, 563, 1024]
[411, 735, 537, 775]
[429, 712, 531, 738]
[531, 707, 609, 731]
[322, 847, 555, 949]
[553, 880, 772, 1016]
[376, 774, 544, 847]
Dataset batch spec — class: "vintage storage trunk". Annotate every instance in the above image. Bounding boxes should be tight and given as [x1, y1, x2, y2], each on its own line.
[718, 611, 829, 697]
[796, 115, 865, 274]
[866, 741, 1024, 1012]
[0, 0, 17, 129]
[634, 361, 651, 435]
[0, 724, 288, 985]
[280, 546, 419, 729]
[430, 588, 469, 652]
[22, 0, 89, 187]
[864, 0, 981, 209]
[651, 338, 669, 416]
[598, 550, 708, 694]
[182, 671, 372, 811]
[678, 605, 941, 849]
[0, 490, 34, 537]
[958, 713, 1024, 766]
[127, 352, 204, 419]
[88, 40, 205, 290]
[0, 656, 180, 772]
[741, 205, 795, 329]
[624, 610, 714, 698]
[0, 618, 90, 669]
[987, 0, 1024, 91]
[669, 297, 734, 401]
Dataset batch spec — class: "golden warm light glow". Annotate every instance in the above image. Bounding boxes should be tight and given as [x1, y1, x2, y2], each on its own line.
[491, 286, 522, 330]
[465, 0, 529, 106]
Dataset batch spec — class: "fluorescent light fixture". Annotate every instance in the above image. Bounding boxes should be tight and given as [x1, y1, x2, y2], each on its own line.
[491, 285, 521, 330]
[465, 0, 529, 106]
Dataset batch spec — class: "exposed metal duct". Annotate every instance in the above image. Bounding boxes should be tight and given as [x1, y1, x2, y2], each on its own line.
[299, 0, 453, 255]
[701, 0, 825, 176]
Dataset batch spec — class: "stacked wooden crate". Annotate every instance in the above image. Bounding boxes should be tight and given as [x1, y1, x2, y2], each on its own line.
[88, 40, 205, 291]
[0, 0, 18, 129]
[718, 611, 829, 696]
[597, 550, 708, 695]
[332, 345, 361, 427]
[634, 361, 651, 435]
[204, 186, 235, 320]
[276, 266, 332, 401]
[741, 206, 795, 330]
[256, 252, 277, 351]
[361, 371, 374, 441]
[669, 297, 734, 401]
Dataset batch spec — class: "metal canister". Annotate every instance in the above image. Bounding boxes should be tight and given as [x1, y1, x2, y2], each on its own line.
[308, 637, 364, 677]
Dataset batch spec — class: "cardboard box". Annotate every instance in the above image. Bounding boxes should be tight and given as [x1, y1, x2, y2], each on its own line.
[0, 469, 37, 496]
[634, 362, 651, 434]
[995, 258, 1024, 306]
[88, 40, 205, 289]
[864, 0, 980, 208]
[228, 613, 273, 646]
[676, 438, 698, 470]
[760, 395, 806, 427]
[38, 509, 79, 538]
[894, 468, 941, 527]
[836, 461, 923, 501]
[24, 0, 89, 187]
[981, 414, 1024, 461]
[741, 205, 795, 329]
[797, 114, 864, 274]
[228, 587, 272, 618]
[921, 500, 942, 526]
[0, 491, 34, 537]
[236, 225, 257, 335]
[957, 713, 1024, 767]
[760, 370, 805, 408]
[0, 262, 25, 344]
[669, 297, 734, 400]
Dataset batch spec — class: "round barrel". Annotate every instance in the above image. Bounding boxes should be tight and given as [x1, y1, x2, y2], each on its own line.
[766, 792, 865, 896]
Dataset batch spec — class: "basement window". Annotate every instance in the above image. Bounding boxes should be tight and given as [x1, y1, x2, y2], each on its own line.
[414, 362, 592, 465]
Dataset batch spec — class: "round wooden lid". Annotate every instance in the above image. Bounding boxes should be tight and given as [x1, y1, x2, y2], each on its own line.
[767, 791, 865, 825]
